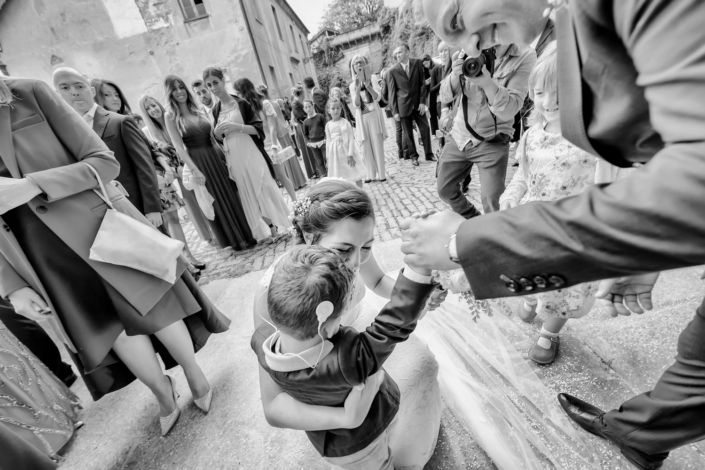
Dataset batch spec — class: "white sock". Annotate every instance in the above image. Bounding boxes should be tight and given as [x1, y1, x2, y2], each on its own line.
[536, 327, 559, 349]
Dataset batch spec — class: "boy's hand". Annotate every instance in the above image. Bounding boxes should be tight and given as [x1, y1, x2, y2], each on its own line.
[342, 370, 385, 429]
[347, 155, 356, 167]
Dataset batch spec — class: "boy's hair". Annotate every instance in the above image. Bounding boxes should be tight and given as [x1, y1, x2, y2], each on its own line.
[527, 42, 558, 126]
[268, 245, 355, 340]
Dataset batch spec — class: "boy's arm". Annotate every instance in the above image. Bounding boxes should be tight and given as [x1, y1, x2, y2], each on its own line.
[338, 268, 435, 385]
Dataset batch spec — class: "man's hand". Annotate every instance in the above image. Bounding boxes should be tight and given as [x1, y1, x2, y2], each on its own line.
[419, 104, 427, 115]
[400, 210, 466, 270]
[468, 65, 493, 87]
[8, 287, 51, 322]
[450, 51, 465, 78]
[145, 212, 164, 227]
[595, 272, 660, 316]
[394, 113, 401, 122]
[342, 370, 385, 429]
[214, 121, 240, 138]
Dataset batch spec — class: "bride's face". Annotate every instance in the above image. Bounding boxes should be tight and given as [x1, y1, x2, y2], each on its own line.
[317, 217, 375, 272]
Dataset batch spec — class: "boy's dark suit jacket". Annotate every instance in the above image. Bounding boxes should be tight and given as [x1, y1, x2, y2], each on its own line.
[92, 107, 161, 215]
[386, 58, 428, 118]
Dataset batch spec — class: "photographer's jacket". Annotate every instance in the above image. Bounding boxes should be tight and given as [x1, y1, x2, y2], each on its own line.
[440, 45, 536, 153]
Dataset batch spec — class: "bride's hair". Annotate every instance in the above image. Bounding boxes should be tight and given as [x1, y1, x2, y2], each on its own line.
[292, 179, 374, 244]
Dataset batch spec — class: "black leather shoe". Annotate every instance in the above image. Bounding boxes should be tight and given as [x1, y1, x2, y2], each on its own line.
[412, 159, 419, 167]
[558, 394, 668, 469]
[425, 155, 437, 162]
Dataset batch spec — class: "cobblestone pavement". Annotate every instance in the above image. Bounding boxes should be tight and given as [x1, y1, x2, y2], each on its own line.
[185, 120, 513, 283]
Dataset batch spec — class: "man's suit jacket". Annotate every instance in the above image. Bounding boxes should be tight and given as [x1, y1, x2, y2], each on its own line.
[387, 58, 428, 118]
[456, 0, 705, 299]
[92, 107, 161, 215]
[0, 78, 185, 351]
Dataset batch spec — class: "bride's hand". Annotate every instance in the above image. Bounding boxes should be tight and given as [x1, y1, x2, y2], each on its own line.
[342, 370, 385, 429]
[425, 286, 449, 312]
[8, 287, 52, 322]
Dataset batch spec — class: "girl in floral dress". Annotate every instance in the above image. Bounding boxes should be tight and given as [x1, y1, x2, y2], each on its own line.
[499, 43, 597, 365]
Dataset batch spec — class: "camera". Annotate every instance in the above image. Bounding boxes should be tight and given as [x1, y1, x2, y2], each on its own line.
[462, 48, 496, 77]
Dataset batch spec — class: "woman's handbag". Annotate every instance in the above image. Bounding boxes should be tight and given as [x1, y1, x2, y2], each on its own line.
[85, 163, 184, 284]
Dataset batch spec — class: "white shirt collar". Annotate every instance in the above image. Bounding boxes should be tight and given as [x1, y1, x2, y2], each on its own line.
[262, 330, 334, 372]
[84, 102, 98, 120]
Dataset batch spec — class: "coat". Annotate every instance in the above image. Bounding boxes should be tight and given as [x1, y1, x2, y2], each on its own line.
[0, 78, 185, 351]
[456, 0, 705, 299]
[386, 58, 429, 118]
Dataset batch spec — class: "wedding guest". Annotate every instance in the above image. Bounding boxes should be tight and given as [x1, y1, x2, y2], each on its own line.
[329, 87, 355, 126]
[422, 54, 434, 122]
[163, 74, 256, 250]
[291, 86, 317, 178]
[430, 42, 453, 147]
[312, 86, 328, 118]
[0, 324, 80, 469]
[498, 44, 597, 364]
[235, 79, 297, 201]
[53, 68, 162, 227]
[303, 100, 328, 178]
[204, 67, 290, 242]
[191, 79, 215, 115]
[325, 98, 366, 187]
[257, 84, 307, 194]
[91, 78, 132, 115]
[138, 94, 214, 244]
[1, 76, 229, 437]
[303, 76, 315, 102]
[349, 55, 388, 182]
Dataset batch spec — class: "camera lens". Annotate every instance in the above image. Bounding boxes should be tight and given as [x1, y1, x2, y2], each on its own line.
[462, 55, 486, 77]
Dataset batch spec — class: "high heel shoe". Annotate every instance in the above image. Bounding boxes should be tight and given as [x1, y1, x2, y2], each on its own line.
[159, 375, 180, 436]
[193, 388, 212, 413]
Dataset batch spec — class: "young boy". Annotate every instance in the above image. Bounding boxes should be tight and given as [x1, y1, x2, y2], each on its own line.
[251, 245, 435, 469]
[302, 100, 328, 178]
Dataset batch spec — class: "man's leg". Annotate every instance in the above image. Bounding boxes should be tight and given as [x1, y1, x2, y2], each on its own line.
[436, 140, 481, 218]
[472, 140, 509, 213]
[413, 111, 435, 160]
[400, 116, 420, 161]
[602, 299, 705, 460]
[394, 119, 408, 160]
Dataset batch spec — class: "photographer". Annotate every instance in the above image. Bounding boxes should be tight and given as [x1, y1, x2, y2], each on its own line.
[437, 44, 536, 217]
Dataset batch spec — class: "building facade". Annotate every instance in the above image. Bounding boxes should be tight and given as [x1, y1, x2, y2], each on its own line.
[0, 0, 315, 106]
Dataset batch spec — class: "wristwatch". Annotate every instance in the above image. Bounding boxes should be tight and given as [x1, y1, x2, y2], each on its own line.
[447, 233, 460, 263]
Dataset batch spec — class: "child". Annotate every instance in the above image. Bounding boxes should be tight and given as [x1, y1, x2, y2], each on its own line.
[251, 245, 435, 469]
[325, 98, 366, 187]
[302, 99, 328, 178]
[499, 43, 597, 365]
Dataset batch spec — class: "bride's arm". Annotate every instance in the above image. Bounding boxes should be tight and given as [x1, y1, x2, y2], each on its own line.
[253, 283, 376, 430]
[360, 254, 395, 299]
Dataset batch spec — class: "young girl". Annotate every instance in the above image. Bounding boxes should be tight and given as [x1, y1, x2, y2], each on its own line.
[325, 99, 366, 186]
[499, 43, 597, 365]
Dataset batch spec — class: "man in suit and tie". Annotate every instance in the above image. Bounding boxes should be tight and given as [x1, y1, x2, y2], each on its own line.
[387, 43, 435, 166]
[404, 0, 705, 468]
[52, 67, 162, 228]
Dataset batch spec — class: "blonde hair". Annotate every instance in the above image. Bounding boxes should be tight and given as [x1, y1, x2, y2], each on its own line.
[527, 42, 558, 127]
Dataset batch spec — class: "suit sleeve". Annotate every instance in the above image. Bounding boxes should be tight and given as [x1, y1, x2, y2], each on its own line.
[387, 73, 399, 116]
[24, 81, 120, 202]
[417, 62, 429, 106]
[457, 0, 705, 299]
[119, 117, 161, 214]
[338, 272, 434, 385]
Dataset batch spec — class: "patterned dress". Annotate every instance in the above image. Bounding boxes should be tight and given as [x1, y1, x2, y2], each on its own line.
[500, 125, 598, 318]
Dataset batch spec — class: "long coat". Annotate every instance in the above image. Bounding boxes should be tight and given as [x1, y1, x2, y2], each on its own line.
[0, 78, 185, 351]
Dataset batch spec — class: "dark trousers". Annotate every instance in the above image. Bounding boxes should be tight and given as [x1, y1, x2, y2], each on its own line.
[395, 119, 409, 159]
[308, 145, 327, 177]
[603, 298, 705, 460]
[436, 137, 509, 217]
[400, 110, 434, 160]
[429, 95, 440, 135]
[0, 302, 74, 382]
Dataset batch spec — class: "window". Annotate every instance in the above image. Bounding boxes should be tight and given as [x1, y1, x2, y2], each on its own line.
[290, 25, 298, 52]
[178, 0, 208, 23]
[299, 34, 307, 58]
[289, 73, 295, 85]
[271, 6, 283, 41]
[269, 66, 280, 93]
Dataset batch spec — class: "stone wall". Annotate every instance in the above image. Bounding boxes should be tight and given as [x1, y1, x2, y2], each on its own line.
[0, 0, 315, 106]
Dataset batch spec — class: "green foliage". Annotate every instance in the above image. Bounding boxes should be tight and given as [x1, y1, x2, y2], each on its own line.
[378, 6, 438, 69]
[316, 68, 348, 97]
[320, 0, 384, 33]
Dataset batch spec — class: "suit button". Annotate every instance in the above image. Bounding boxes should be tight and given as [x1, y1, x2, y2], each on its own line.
[548, 275, 566, 288]
[2, 224, 10, 232]
[519, 277, 535, 292]
[533, 276, 547, 289]
[36, 205, 48, 214]
[499, 274, 520, 293]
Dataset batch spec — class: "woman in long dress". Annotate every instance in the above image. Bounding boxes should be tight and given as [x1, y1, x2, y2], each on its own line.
[203, 67, 290, 242]
[0, 324, 81, 468]
[256, 84, 307, 193]
[138, 95, 214, 245]
[163, 75, 256, 251]
[291, 86, 317, 179]
[1, 76, 229, 437]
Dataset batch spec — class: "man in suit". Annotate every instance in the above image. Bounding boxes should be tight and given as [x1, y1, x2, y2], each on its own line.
[404, 0, 705, 468]
[387, 43, 435, 166]
[52, 67, 162, 228]
[380, 65, 408, 160]
[191, 79, 215, 115]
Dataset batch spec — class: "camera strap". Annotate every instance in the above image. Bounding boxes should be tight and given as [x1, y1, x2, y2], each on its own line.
[459, 76, 497, 142]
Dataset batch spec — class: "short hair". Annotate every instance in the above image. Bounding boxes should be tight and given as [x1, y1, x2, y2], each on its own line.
[303, 76, 316, 88]
[398, 43, 410, 52]
[202, 66, 225, 83]
[191, 79, 204, 89]
[268, 245, 355, 340]
[51, 66, 89, 86]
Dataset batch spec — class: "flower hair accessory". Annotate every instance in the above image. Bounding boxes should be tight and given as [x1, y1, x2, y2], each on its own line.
[315, 300, 335, 325]
[293, 197, 312, 218]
